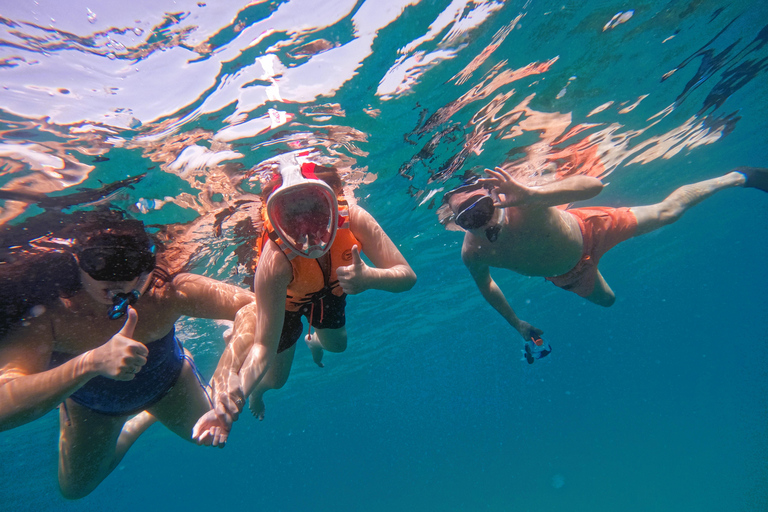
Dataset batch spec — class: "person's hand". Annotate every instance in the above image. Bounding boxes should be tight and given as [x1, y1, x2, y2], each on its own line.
[88, 307, 148, 381]
[477, 167, 535, 207]
[192, 408, 232, 447]
[337, 245, 371, 295]
[515, 320, 544, 343]
[213, 372, 245, 423]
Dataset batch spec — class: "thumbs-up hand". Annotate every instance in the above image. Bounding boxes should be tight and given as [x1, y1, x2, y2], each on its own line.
[337, 245, 371, 295]
[88, 307, 149, 381]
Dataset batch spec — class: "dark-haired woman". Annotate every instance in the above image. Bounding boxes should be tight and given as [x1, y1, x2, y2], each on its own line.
[0, 215, 253, 499]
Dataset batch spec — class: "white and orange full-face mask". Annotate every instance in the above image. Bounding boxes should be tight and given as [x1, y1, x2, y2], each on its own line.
[266, 153, 339, 259]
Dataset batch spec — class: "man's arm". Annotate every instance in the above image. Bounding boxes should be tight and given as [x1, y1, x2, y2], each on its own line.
[337, 205, 417, 295]
[480, 166, 603, 208]
[463, 251, 542, 342]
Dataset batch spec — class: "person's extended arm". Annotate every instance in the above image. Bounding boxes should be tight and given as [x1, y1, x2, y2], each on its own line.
[337, 205, 417, 295]
[167, 273, 254, 320]
[0, 308, 148, 431]
[193, 242, 290, 446]
[480, 166, 603, 208]
[464, 255, 542, 342]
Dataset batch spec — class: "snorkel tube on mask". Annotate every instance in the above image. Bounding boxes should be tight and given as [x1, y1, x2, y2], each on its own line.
[266, 153, 339, 259]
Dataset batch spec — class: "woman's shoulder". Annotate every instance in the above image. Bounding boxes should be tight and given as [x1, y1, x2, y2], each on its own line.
[1, 306, 56, 353]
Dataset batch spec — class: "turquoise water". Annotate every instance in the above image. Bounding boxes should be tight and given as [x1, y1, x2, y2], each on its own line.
[1, 1, 767, 510]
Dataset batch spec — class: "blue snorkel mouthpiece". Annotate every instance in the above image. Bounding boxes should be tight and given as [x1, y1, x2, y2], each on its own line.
[109, 290, 141, 320]
[106, 271, 153, 320]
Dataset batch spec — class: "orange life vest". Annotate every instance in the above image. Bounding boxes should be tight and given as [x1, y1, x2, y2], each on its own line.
[254, 195, 361, 312]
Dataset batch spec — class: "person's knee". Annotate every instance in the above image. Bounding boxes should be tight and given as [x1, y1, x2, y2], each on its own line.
[318, 330, 347, 353]
[59, 476, 97, 500]
[656, 199, 684, 225]
[594, 294, 616, 307]
[586, 279, 616, 307]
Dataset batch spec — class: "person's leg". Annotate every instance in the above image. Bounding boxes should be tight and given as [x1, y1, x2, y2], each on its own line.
[57, 401, 129, 499]
[118, 411, 157, 454]
[584, 270, 616, 307]
[146, 358, 212, 441]
[631, 172, 745, 235]
[306, 327, 348, 367]
[248, 344, 296, 420]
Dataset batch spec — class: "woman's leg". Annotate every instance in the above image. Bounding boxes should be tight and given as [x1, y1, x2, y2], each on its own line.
[146, 358, 212, 440]
[57, 401, 129, 500]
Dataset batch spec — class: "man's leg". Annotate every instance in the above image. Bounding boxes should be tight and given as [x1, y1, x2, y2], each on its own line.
[585, 270, 616, 307]
[631, 172, 745, 235]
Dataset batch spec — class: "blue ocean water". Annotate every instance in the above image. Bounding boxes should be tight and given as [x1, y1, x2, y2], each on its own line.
[1, 1, 767, 511]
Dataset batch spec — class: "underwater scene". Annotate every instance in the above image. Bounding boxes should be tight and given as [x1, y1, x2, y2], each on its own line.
[1, 0, 767, 510]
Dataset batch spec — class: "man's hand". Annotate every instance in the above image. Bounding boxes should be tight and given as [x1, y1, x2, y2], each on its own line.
[87, 307, 148, 381]
[478, 167, 535, 207]
[337, 245, 371, 295]
[515, 320, 544, 343]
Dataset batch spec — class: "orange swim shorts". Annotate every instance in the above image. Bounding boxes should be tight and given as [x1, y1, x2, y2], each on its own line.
[545, 207, 638, 298]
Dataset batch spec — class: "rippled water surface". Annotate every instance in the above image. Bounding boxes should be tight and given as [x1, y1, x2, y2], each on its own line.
[1, 1, 767, 510]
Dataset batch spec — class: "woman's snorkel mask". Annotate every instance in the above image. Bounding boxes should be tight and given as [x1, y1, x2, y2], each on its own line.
[266, 153, 339, 259]
[76, 227, 157, 319]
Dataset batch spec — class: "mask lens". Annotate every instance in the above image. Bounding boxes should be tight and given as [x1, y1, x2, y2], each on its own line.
[79, 246, 155, 281]
[270, 186, 335, 257]
[455, 196, 494, 230]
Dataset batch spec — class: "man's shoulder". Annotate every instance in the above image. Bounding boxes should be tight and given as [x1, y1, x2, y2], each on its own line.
[460, 235, 487, 265]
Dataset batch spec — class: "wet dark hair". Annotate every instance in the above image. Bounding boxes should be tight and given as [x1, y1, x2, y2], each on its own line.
[0, 248, 81, 339]
[0, 209, 159, 339]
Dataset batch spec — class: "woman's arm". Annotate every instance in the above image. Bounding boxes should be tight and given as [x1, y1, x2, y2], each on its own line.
[0, 309, 148, 431]
[166, 273, 255, 320]
[338, 205, 417, 295]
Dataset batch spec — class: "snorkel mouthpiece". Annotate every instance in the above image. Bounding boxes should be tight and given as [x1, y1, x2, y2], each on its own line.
[266, 153, 339, 259]
[107, 271, 152, 320]
[109, 290, 140, 320]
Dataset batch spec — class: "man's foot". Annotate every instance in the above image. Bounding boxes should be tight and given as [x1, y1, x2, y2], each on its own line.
[305, 332, 325, 368]
[248, 392, 265, 421]
[735, 167, 768, 192]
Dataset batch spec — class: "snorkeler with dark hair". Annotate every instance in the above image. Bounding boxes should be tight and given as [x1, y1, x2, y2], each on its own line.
[0, 210, 254, 499]
[192, 153, 416, 446]
[443, 166, 768, 361]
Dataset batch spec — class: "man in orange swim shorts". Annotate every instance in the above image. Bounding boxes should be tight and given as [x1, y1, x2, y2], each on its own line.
[443, 166, 768, 361]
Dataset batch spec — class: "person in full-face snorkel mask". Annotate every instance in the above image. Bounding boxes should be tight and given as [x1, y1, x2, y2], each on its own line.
[193, 154, 417, 446]
[0, 210, 254, 498]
